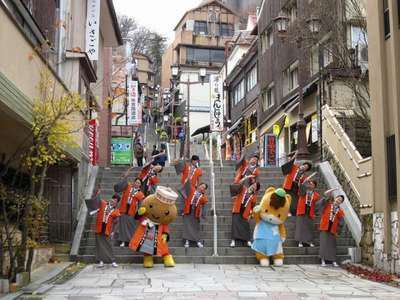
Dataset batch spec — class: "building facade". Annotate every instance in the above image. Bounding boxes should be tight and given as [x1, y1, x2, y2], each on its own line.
[256, 0, 369, 167]
[161, 0, 240, 138]
[134, 52, 155, 111]
[223, 31, 259, 160]
[366, 0, 400, 273]
[0, 0, 121, 242]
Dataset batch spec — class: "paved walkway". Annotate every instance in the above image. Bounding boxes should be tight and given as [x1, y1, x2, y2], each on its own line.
[44, 264, 399, 299]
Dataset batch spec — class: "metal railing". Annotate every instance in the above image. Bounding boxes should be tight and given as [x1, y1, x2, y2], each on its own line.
[208, 133, 218, 256]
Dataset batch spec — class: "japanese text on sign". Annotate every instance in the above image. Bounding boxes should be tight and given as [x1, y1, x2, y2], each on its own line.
[210, 75, 224, 132]
[85, 0, 100, 60]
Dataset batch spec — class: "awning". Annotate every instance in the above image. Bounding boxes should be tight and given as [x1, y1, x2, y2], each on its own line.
[284, 98, 299, 114]
[226, 117, 243, 136]
[191, 125, 210, 137]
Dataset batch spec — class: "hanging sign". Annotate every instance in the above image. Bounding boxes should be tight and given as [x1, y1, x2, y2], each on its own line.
[264, 134, 277, 166]
[85, 0, 101, 60]
[128, 80, 140, 125]
[210, 75, 224, 132]
[88, 119, 98, 165]
[311, 114, 319, 143]
[273, 124, 281, 136]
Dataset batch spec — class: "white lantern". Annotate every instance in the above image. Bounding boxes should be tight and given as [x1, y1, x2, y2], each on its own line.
[274, 14, 290, 34]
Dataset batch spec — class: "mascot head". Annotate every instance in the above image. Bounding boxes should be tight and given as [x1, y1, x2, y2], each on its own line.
[259, 187, 291, 225]
[141, 186, 178, 224]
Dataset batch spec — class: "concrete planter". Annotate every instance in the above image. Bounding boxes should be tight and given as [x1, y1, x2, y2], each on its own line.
[348, 247, 362, 263]
[0, 278, 10, 293]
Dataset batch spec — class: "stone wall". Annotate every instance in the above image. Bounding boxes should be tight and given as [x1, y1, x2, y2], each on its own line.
[373, 212, 400, 274]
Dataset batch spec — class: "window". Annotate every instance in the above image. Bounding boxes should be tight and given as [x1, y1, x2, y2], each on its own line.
[350, 25, 368, 63]
[261, 28, 273, 53]
[289, 5, 297, 22]
[283, 62, 298, 95]
[387, 135, 397, 200]
[246, 65, 258, 91]
[384, 0, 390, 38]
[263, 83, 275, 110]
[219, 23, 234, 37]
[194, 21, 208, 35]
[310, 46, 319, 76]
[232, 80, 245, 105]
[186, 47, 225, 64]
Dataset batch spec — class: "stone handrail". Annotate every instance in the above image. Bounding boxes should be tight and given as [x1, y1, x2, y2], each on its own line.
[70, 165, 99, 259]
[322, 105, 373, 215]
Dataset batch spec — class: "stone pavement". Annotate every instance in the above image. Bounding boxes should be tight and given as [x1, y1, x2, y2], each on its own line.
[43, 264, 400, 300]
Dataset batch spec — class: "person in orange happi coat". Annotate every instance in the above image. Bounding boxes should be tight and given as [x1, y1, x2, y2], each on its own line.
[114, 172, 145, 247]
[139, 162, 163, 196]
[295, 173, 320, 248]
[281, 152, 312, 215]
[233, 153, 260, 185]
[230, 179, 261, 248]
[317, 189, 345, 267]
[182, 182, 209, 248]
[174, 155, 203, 189]
[90, 193, 121, 268]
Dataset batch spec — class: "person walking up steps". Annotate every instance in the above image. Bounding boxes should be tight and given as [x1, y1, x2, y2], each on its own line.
[230, 179, 261, 248]
[317, 188, 345, 267]
[295, 172, 319, 247]
[182, 182, 209, 248]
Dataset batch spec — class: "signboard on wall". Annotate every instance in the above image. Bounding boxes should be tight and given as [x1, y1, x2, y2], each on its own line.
[311, 114, 318, 143]
[128, 80, 140, 125]
[264, 134, 277, 167]
[88, 119, 98, 166]
[210, 75, 224, 132]
[85, 0, 101, 60]
[111, 137, 133, 165]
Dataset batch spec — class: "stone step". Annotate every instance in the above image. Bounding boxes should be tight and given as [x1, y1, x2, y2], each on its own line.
[78, 245, 350, 257]
[79, 237, 355, 248]
[75, 254, 350, 265]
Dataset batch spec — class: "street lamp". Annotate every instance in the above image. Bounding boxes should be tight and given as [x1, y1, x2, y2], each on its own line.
[274, 13, 290, 35]
[171, 65, 179, 79]
[307, 17, 321, 34]
[274, 14, 321, 160]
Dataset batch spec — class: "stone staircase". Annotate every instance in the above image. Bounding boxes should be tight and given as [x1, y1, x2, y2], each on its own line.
[75, 162, 354, 264]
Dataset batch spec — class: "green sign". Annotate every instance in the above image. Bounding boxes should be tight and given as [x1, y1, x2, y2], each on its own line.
[111, 137, 133, 165]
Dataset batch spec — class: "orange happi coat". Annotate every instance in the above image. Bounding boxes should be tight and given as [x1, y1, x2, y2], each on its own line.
[95, 200, 121, 236]
[297, 191, 320, 219]
[234, 159, 260, 184]
[181, 163, 202, 188]
[232, 186, 257, 220]
[183, 188, 208, 219]
[119, 185, 145, 216]
[319, 202, 345, 235]
[129, 221, 170, 256]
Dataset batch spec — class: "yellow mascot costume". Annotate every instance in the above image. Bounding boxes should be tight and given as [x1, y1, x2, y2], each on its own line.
[129, 186, 178, 268]
[251, 187, 291, 267]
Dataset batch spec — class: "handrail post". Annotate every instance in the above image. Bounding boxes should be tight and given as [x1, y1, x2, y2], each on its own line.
[209, 133, 218, 256]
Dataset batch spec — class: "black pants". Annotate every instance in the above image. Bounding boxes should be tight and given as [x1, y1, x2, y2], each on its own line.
[137, 157, 143, 167]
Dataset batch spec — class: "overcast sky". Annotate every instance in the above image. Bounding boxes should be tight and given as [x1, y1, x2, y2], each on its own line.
[113, 0, 202, 42]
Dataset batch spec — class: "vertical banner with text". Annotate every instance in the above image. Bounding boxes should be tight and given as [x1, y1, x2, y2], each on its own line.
[88, 119, 98, 166]
[128, 80, 140, 125]
[210, 74, 224, 132]
[85, 0, 100, 61]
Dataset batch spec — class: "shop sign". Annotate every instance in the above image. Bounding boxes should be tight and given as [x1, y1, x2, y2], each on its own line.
[111, 137, 133, 165]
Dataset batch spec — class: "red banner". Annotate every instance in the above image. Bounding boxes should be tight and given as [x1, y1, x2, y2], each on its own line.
[88, 119, 98, 165]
